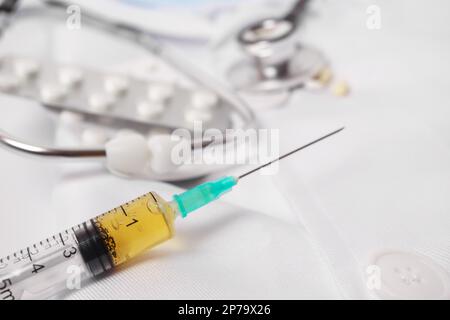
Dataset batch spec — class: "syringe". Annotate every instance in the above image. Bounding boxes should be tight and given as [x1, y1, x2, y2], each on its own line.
[0, 128, 343, 300]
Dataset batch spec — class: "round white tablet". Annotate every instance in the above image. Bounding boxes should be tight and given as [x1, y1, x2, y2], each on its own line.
[147, 84, 174, 102]
[0, 75, 20, 92]
[136, 101, 164, 119]
[59, 111, 83, 124]
[147, 134, 184, 174]
[81, 128, 108, 146]
[14, 59, 40, 81]
[40, 84, 68, 104]
[184, 109, 213, 123]
[88, 93, 115, 112]
[104, 76, 129, 97]
[191, 90, 219, 110]
[59, 67, 84, 88]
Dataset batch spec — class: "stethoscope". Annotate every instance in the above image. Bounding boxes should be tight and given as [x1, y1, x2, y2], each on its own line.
[0, 0, 257, 181]
[226, 0, 327, 96]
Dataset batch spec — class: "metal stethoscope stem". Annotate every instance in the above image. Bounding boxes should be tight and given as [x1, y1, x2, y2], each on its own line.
[0, 129, 106, 160]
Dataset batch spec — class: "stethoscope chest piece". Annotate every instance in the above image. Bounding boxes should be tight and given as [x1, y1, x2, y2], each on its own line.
[227, 41, 326, 94]
[225, 0, 328, 101]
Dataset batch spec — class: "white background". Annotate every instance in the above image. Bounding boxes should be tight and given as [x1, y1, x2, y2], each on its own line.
[0, 0, 449, 299]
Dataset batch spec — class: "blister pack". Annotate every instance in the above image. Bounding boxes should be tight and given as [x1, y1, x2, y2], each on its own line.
[0, 55, 230, 133]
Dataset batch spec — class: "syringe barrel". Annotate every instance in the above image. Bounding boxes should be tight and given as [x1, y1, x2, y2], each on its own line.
[0, 192, 176, 300]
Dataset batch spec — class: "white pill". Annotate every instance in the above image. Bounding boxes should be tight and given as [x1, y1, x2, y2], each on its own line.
[331, 80, 350, 97]
[104, 76, 129, 96]
[313, 67, 333, 86]
[136, 101, 164, 119]
[147, 84, 174, 102]
[184, 109, 213, 123]
[88, 93, 115, 112]
[14, 59, 40, 81]
[147, 134, 183, 174]
[40, 84, 68, 104]
[59, 67, 83, 88]
[105, 134, 151, 176]
[191, 90, 219, 110]
[148, 128, 170, 138]
[82, 128, 108, 146]
[0, 75, 20, 92]
[59, 111, 83, 124]
[116, 129, 140, 138]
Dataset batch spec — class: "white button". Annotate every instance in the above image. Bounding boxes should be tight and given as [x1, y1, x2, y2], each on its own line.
[40, 84, 68, 104]
[59, 67, 83, 88]
[136, 101, 164, 119]
[88, 93, 115, 112]
[191, 90, 219, 110]
[370, 252, 450, 299]
[14, 59, 40, 81]
[0, 75, 20, 92]
[147, 84, 173, 102]
[104, 76, 129, 97]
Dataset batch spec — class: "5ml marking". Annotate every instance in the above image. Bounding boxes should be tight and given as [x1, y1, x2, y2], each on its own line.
[0, 279, 15, 300]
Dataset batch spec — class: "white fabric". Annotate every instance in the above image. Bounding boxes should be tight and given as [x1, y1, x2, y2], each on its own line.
[56, 174, 340, 299]
[0, 0, 450, 299]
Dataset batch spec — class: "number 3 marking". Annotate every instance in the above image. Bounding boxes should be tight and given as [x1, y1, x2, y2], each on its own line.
[63, 247, 77, 258]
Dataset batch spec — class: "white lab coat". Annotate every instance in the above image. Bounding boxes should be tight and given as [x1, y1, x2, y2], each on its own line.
[0, 0, 449, 299]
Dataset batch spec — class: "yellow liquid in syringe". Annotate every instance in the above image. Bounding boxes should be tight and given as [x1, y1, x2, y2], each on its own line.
[94, 192, 176, 267]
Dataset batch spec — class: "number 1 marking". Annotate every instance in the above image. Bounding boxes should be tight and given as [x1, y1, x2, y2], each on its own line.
[126, 219, 138, 227]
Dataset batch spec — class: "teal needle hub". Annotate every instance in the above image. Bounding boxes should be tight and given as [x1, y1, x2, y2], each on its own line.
[173, 176, 238, 218]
